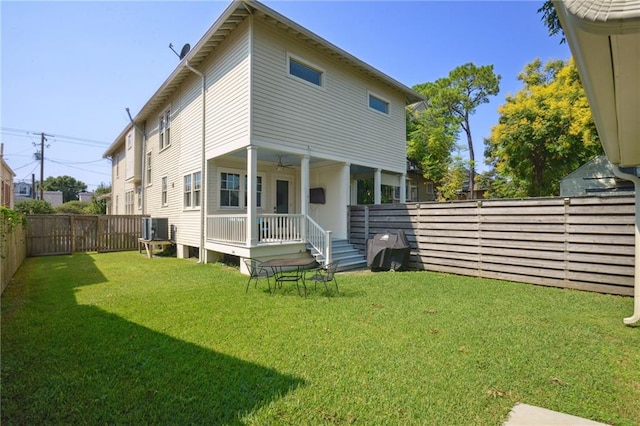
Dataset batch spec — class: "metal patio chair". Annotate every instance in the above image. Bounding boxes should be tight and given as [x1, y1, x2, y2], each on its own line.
[243, 258, 274, 293]
[306, 260, 340, 295]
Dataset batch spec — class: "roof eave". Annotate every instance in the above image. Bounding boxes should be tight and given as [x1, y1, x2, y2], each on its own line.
[554, 0, 640, 167]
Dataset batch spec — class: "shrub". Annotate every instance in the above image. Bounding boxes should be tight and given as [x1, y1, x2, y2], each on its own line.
[14, 200, 55, 215]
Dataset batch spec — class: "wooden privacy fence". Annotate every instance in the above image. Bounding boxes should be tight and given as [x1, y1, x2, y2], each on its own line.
[1, 222, 26, 294]
[349, 195, 635, 296]
[26, 215, 148, 256]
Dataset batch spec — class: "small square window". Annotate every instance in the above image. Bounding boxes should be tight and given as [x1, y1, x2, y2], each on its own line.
[369, 94, 389, 114]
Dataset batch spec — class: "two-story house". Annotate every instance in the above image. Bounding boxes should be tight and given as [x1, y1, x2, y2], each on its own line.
[103, 0, 423, 269]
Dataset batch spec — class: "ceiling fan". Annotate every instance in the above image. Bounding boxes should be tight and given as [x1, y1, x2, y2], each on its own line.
[275, 155, 294, 171]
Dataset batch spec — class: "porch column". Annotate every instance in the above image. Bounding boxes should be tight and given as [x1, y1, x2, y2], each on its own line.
[300, 154, 310, 240]
[374, 168, 382, 205]
[400, 172, 407, 203]
[246, 146, 258, 246]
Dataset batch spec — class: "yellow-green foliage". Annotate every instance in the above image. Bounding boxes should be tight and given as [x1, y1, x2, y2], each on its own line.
[485, 58, 602, 197]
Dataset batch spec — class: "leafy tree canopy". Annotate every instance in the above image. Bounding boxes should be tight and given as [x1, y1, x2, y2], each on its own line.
[484, 58, 602, 198]
[43, 175, 87, 203]
[14, 200, 55, 215]
[412, 63, 500, 198]
[538, 1, 565, 43]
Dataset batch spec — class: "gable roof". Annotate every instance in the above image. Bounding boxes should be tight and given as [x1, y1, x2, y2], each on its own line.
[554, 0, 640, 167]
[104, 0, 424, 157]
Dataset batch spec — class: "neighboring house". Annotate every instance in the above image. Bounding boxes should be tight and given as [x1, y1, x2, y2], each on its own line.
[78, 191, 94, 203]
[42, 191, 63, 207]
[560, 156, 636, 197]
[406, 159, 436, 202]
[13, 181, 33, 203]
[1, 152, 15, 209]
[103, 0, 423, 267]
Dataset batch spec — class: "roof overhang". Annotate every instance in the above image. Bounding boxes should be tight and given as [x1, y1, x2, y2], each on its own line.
[553, 0, 640, 167]
[104, 0, 424, 158]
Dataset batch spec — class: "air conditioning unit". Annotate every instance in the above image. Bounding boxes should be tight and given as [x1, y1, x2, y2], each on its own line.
[141, 217, 169, 241]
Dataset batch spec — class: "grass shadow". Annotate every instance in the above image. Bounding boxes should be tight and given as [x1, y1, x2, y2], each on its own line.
[2, 253, 304, 424]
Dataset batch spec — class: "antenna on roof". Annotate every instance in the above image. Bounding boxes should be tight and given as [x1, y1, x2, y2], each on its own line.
[169, 43, 191, 60]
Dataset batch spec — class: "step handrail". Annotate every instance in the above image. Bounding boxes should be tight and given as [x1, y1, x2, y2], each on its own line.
[306, 216, 332, 265]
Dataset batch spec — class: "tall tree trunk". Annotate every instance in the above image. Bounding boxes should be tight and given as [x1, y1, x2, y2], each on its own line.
[464, 116, 475, 199]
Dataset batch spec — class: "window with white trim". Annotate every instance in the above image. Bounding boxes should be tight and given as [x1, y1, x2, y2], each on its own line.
[244, 175, 263, 208]
[183, 171, 202, 209]
[146, 152, 152, 185]
[193, 171, 201, 207]
[125, 190, 134, 214]
[288, 54, 323, 87]
[368, 93, 389, 115]
[136, 186, 142, 210]
[220, 172, 240, 208]
[161, 176, 168, 206]
[184, 174, 192, 208]
[159, 108, 171, 150]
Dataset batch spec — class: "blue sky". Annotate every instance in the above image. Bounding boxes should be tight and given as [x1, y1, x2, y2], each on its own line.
[1, 1, 570, 191]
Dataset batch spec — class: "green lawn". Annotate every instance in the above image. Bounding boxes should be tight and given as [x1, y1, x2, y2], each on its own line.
[2, 252, 639, 425]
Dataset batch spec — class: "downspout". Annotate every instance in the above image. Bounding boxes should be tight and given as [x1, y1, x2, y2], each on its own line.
[612, 164, 640, 325]
[126, 108, 147, 214]
[184, 61, 206, 263]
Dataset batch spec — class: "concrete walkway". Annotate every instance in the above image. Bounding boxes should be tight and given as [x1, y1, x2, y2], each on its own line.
[504, 404, 609, 425]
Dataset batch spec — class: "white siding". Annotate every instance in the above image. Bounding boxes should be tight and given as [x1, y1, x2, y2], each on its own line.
[203, 18, 251, 158]
[251, 17, 407, 173]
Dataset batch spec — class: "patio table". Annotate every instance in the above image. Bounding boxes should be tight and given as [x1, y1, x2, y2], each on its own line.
[261, 257, 318, 296]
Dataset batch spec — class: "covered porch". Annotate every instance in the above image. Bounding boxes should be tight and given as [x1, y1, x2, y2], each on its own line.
[202, 146, 407, 263]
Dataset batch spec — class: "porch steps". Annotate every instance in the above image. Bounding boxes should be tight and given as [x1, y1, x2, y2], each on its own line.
[308, 239, 367, 271]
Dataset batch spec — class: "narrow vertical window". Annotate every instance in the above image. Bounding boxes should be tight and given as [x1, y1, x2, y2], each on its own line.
[184, 174, 192, 208]
[159, 108, 171, 150]
[244, 175, 263, 208]
[161, 176, 168, 206]
[193, 171, 201, 207]
[146, 152, 152, 185]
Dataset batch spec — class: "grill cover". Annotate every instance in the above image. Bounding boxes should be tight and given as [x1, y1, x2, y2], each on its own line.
[366, 230, 410, 271]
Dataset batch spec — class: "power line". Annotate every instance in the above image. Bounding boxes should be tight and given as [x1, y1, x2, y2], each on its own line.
[0, 127, 110, 147]
[46, 159, 111, 176]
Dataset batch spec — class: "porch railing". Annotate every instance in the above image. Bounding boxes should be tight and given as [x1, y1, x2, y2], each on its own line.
[206, 214, 305, 244]
[306, 216, 332, 264]
[207, 215, 246, 244]
[206, 214, 331, 264]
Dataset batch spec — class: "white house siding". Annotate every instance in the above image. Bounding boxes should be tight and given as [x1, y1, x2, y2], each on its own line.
[251, 17, 407, 173]
[202, 18, 251, 160]
[110, 145, 135, 214]
[308, 162, 346, 237]
[207, 156, 298, 214]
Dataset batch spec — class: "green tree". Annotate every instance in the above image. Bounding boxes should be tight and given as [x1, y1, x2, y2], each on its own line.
[14, 200, 55, 215]
[437, 157, 468, 201]
[538, 1, 564, 43]
[484, 58, 602, 197]
[406, 95, 458, 194]
[413, 63, 500, 199]
[85, 183, 111, 215]
[43, 175, 87, 203]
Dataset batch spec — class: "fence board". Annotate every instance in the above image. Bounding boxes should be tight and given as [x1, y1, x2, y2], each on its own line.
[350, 194, 635, 296]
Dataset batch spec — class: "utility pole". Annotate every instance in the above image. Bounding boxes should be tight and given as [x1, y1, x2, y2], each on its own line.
[35, 132, 52, 200]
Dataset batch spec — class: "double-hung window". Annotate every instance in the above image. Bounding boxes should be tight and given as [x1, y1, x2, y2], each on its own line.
[183, 171, 202, 209]
[146, 152, 152, 185]
[159, 108, 171, 150]
[161, 176, 168, 206]
[220, 172, 240, 208]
